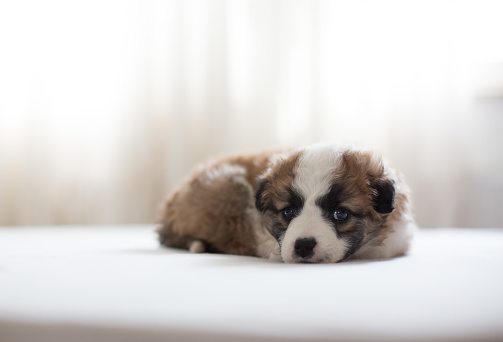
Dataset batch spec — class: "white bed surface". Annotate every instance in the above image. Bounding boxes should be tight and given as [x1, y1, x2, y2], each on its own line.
[1, 226, 502, 342]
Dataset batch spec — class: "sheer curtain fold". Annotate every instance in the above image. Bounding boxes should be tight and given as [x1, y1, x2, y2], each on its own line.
[0, 0, 502, 227]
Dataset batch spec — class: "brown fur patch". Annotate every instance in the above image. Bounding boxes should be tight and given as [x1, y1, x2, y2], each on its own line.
[158, 151, 277, 256]
[336, 150, 410, 249]
[255, 151, 302, 212]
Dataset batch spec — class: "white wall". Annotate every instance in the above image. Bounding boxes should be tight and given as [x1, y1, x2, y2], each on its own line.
[0, 0, 502, 228]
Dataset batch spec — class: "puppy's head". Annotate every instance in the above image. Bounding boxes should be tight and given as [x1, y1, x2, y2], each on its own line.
[256, 144, 396, 263]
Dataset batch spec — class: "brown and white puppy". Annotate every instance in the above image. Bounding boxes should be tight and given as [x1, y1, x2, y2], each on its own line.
[158, 143, 415, 263]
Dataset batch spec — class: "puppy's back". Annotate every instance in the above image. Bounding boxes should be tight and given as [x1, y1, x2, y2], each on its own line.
[157, 151, 275, 256]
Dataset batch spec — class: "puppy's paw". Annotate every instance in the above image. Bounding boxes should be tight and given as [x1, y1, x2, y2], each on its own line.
[189, 240, 206, 253]
[268, 245, 283, 263]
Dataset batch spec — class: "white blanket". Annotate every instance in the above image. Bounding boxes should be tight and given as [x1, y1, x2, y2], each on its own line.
[1, 226, 502, 342]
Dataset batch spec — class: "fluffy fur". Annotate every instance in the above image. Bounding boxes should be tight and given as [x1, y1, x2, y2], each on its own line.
[157, 143, 415, 263]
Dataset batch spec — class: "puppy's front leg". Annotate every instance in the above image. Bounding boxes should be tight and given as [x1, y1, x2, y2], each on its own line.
[268, 245, 283, 262]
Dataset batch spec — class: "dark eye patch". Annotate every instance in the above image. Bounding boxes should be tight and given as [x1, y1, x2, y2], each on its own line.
[281, 207, 297, 221]
[316, 183, 365, 224]
[315, 183, 369, 261]
[286, 187, 304, 212]
[272, 187, 304, 215]
[268, 186, 305, 242]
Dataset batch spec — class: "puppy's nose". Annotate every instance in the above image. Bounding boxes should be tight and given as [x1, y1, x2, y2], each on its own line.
[294, 237, 317, 258]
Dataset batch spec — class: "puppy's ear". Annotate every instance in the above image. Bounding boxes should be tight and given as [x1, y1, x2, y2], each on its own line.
[369, 178, 395, 214]
[255, 177, 270, 212]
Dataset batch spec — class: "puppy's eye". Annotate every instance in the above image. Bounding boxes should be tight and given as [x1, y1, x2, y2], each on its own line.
[333, 209, 349, 221]
[282, 207, 296, 220]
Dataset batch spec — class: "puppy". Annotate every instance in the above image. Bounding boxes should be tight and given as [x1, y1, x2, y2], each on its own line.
[157, 143, 415, 263]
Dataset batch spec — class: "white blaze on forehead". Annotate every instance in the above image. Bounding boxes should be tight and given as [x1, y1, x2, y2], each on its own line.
[293, 144, 341, 201]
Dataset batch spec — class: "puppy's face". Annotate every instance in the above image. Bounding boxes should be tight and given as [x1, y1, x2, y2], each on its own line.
[256, 145, 395, 263]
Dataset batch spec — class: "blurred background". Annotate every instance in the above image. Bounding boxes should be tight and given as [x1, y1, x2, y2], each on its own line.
[0, 0, 502, 228]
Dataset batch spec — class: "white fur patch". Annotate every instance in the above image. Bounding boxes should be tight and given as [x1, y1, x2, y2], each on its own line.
[279, 144, 349, 263]
[353, 215, 416, 260]
[248, 208, 278, 258]
[189, 240, 206, 253]
[293, 144, 340, 202]
[281, 203, 347, 263]
[203, 164, 247, 183]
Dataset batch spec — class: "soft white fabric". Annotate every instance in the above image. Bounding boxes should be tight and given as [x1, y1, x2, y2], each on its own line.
[1, 226, 502, 342]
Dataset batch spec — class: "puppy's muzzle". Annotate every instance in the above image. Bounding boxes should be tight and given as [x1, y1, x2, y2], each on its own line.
[294, 237, 317, 259]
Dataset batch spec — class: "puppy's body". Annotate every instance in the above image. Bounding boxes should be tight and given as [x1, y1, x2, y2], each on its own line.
[158, 144, 415, 263]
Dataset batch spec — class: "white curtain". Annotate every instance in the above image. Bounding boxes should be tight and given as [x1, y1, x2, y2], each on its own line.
[1, 0, 502, 227]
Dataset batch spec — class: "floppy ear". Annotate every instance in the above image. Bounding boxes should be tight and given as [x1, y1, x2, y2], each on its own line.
[369, 178, 395, 214]
[255, 177, 270, 212]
